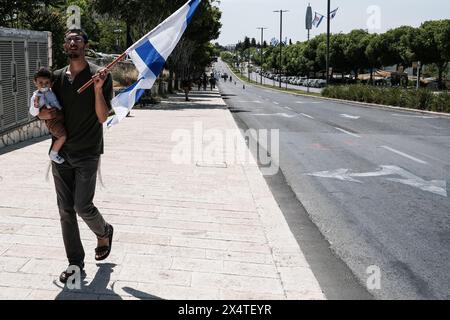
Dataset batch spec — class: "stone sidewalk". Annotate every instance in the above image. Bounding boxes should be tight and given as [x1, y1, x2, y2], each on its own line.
[0, 89, 324, 300]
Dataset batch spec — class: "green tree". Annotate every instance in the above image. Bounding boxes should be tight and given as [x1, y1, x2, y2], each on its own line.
[345, 29, 372, 79]
[366, 34, 384, 83]
[243, 36, 251, 51]
[372, 26, 416, 70]
[412, 20, 450, 88]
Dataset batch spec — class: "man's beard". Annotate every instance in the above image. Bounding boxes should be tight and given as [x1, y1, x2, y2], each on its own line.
[66, 48, 83, 59]
[67, 52, 80, 59]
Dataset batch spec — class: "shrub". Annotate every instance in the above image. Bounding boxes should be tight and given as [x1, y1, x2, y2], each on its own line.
[322, 85, 449, 113]
[431, 91, 450, 112]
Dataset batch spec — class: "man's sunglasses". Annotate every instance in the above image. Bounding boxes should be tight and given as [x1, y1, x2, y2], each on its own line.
[65, 36, 85, 44]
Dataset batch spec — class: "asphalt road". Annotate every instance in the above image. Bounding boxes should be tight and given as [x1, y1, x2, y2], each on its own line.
[216, 60, 450, 300]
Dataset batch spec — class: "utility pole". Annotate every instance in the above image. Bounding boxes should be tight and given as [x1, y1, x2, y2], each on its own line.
[274, 10, 289, 88]
[306, 4, 313, 93]
[257, 27, 267, 85]
[326, 0, 331, 86]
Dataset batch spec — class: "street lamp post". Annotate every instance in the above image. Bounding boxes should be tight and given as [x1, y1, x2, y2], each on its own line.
[326, 0, 331, 86]
[257, 27, 267, 85]
[114, 27, 123, 53]
[306, 4, 312, 41]
[274, 10, 289, 88]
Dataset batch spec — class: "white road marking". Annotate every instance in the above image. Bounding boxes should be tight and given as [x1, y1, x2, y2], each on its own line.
[392, 114, 438, 119]
[307, 165, 447, 197]
[273, 102, 280, 105]
[340, 114, 360, 120]
[334, 127, 361, 138]
[381, 146, 428, 165]
[236, 100, 262, 104]
[254, 113, 297, 118]
[296, 101, 322, 104]
[301, 113, 314, 119]
[284, 106, 293, 111]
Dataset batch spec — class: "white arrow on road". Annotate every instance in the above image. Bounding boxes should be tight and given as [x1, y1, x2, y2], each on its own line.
[307, 165, 447, 197]
[340, 114, 360, 119]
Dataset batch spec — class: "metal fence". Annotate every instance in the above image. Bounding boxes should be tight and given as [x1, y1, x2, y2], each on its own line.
[0, 27, 52, 135]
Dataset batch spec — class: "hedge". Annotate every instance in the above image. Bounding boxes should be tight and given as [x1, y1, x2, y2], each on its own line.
[322, 85, 450, 113]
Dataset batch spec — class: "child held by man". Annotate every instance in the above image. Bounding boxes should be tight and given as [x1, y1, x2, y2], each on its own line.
[29, 67, 66, 164]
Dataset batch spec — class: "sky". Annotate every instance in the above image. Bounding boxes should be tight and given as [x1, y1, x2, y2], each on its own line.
[216, 0, 450, 46]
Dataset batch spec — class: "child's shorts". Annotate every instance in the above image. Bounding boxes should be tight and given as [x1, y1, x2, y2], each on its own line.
[45, 110, 66, 139]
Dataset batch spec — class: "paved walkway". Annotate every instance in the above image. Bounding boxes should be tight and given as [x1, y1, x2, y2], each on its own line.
[0, 89, 324, 300]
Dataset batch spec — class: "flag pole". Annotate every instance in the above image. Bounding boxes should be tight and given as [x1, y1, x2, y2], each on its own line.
[77, 52, 127, 94]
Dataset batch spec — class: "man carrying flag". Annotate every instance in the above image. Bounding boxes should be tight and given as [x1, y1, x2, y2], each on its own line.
[38, 28, 115, 284]
[38, 0, 203, 284]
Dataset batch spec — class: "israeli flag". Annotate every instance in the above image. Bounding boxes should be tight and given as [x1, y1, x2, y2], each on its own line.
[312, 12, 324, 28]
[107, 0, 201, 127]
[330, 7, 339, 19]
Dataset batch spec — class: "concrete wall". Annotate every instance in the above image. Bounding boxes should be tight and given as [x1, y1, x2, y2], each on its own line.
[0, 119, 49, 149]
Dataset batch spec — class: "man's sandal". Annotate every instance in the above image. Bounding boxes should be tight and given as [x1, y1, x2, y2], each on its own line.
[95, 224, 114, 261]
[59, 263, 85, 284]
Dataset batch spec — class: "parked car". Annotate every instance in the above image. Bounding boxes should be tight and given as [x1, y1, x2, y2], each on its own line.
[315, 79, 327, 88]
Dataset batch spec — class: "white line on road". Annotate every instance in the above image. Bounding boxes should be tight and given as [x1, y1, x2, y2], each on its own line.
[392, 114, 438, 119]
[296, 101, 322, 104]
[301, 113, 314, 119]
[284, 106, 293, 111]
[340, 114, 361, 120]
[334, 127, 361, 138]
[273, 102, 280, 105]
[380, 146, 428, 165]
[254, 113, 297, 118]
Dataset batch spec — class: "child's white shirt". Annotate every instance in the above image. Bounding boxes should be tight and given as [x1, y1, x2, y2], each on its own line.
[29, 89, 62, 117]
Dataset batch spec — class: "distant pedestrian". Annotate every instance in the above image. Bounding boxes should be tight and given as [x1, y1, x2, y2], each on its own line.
[209, 76, 216, 90]
[181, 79, 192, 101]
[202, 73, 208, 91]
[229, 76, 232, 82]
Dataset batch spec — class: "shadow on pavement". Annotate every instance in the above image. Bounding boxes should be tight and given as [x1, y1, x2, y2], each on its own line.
[0, 135, 50, 156]
[228, 107, 250, 114]
[54, 263, 161, 300]
[137, 104, 227, 111]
